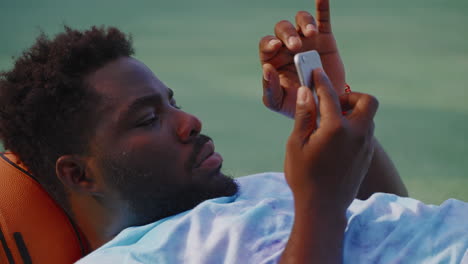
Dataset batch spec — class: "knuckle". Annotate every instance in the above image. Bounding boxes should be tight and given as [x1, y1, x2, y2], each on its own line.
[363, 94, 379, 110]
[328, 120, 345, 136]
[361, 94, 371, 104]
[296, 108, 311, 121]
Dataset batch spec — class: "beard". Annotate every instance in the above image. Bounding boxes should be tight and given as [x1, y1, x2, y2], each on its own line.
[98, 135, 239, 227]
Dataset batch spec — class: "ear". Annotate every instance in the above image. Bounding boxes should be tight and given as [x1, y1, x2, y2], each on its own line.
[56, 155, 98, 194]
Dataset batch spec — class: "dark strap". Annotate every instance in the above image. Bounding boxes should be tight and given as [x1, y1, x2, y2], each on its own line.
[0, 152, 37, 183]
[0, 226, 15, 264]
[13, 233, 32, 264]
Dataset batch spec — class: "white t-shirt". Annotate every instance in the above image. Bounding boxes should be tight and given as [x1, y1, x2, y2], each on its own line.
[76, 172, 468, 264]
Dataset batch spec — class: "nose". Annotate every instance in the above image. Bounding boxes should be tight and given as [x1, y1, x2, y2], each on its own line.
[176, 111, 202, 143]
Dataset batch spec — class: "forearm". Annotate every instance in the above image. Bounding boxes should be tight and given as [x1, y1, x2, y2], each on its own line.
[357, 137, 408, 199]
[279, 197, 347, 264]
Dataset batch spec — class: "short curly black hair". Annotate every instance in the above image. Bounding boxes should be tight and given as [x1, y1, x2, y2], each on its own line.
[0, 26, 134, 213]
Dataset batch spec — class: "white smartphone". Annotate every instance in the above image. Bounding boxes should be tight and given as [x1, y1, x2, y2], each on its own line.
[294, 50, 323, 126]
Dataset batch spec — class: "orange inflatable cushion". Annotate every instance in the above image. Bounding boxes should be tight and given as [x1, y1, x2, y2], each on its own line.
[0, 152, 85, 264]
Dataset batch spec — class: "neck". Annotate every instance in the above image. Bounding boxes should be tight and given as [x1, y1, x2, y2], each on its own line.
[70, 195, 131, 251]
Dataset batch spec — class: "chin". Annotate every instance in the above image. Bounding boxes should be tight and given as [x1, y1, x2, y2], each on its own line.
[129, 171, 239, 225]
[209, 169, 239, 197]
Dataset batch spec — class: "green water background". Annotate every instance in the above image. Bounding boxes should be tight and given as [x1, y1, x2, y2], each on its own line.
[1, 0, 467, 204]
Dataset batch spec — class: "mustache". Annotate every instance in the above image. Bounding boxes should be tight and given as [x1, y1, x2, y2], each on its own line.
[187, 134, 212, 170]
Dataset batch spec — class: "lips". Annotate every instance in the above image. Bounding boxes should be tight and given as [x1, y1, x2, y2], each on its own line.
[194, 140, 215, 168]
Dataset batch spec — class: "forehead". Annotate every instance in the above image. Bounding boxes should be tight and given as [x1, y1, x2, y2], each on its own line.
[86, 56, 168, 104]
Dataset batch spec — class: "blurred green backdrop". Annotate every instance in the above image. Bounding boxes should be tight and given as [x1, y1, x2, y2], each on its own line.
[1, 0, 467, 204]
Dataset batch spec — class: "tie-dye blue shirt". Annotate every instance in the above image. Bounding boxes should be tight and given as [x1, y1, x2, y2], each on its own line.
[76, 172, 468, 264]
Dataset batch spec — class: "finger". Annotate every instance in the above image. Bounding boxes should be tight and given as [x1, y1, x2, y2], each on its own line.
[260, 46, 295, 70]
[363, 121, 376, 165]
[313, 68, 342, 121]
[367, 124, 376, 155]
[274, 20, 302, 51]
[339, 92, 379, 126]
[367, 121, 375, 140]
[316, 0, 332, 33]
[259, 35, 283, 63]
[262, 64, 284, 111]
[292, 86, 318, 145]
[295, 11, 318, 38]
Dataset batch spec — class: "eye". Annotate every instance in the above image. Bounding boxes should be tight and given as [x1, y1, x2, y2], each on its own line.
[136, 114, 158, 127]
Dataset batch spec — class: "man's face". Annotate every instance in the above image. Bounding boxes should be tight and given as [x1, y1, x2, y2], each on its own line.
[85, 57, 238, 225]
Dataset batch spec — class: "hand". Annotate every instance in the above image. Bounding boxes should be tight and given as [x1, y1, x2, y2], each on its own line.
[259, 0, 345, 119]
[284, 69, 378, 213]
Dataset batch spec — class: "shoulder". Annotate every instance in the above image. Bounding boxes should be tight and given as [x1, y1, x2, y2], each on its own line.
[344, 193, 468, 263]
[348, 193, 468, 221]
[235, 172, 291, 200]
[75, 249, 136, 264]
[76, 172, 292, 264]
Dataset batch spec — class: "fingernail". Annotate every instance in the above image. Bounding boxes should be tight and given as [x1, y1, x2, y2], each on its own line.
[263, 65, 270, 81]
[306, 24, 316, 33]
[288, 36, 300, 48]
[268, 39, 281, 48]
[297, 86, 307, 105]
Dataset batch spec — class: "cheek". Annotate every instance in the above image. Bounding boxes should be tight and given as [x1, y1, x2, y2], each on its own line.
[119, 133, 189, 183]
[126, 133, 177, 161]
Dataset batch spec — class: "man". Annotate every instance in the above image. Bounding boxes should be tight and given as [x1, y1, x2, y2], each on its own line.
[0, 0, 466, 263]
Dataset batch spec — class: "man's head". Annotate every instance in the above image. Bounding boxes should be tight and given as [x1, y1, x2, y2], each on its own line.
[0, 26, 238, 230]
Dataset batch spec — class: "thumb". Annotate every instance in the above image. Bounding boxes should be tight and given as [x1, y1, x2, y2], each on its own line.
[292, 86, 317, 145]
